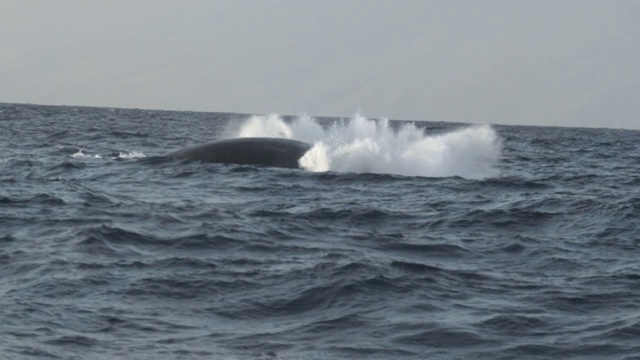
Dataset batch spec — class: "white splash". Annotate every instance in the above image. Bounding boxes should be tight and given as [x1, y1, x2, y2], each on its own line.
[117, 151, 146, 159]
[233, 113, 502, 179]
[71, 150, 102, 159]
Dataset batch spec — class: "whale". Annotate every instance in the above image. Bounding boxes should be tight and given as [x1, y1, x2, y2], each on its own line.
[168, 137, 312, 169]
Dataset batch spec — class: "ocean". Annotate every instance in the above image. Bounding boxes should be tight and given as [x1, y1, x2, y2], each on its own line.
[1, 102, 639, 359]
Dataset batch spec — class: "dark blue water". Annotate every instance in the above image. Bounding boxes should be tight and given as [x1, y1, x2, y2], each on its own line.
[1, 103, 639, 359]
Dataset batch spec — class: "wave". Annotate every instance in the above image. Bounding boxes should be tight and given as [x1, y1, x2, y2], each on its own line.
[232, 113, 502, 179]
[69, 150, 146, 160]
[116, 151, 146, 159]
[71, 150, 102, 159]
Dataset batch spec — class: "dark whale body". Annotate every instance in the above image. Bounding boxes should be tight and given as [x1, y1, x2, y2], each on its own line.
[168, 137, 312, 169]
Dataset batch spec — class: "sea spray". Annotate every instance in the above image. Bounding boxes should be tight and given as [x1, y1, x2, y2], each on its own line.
[234, 113, 325, 142]
[233, 113, 502, 179]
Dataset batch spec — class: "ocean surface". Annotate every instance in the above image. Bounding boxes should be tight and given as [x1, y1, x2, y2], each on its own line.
[1, 102, 639, 360]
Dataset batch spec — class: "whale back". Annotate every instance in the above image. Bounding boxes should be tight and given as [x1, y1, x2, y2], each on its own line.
[168, 137, 312, 169]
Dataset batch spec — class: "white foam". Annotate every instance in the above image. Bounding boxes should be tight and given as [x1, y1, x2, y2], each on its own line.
[117, 151, 146, 159]
[71, 150, 146, 160]
[71, 150, 102, 159]
[71, 150, 86, 158]
[234, 114, 502, 179]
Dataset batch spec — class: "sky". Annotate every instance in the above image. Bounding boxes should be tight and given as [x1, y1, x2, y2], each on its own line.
[1, 0, 639, 129]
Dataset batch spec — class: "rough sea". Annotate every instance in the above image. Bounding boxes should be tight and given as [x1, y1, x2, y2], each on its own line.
[1, 102, 639, 359]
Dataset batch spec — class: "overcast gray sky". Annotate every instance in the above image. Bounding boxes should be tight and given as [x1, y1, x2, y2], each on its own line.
[1, 0, 639, 129]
